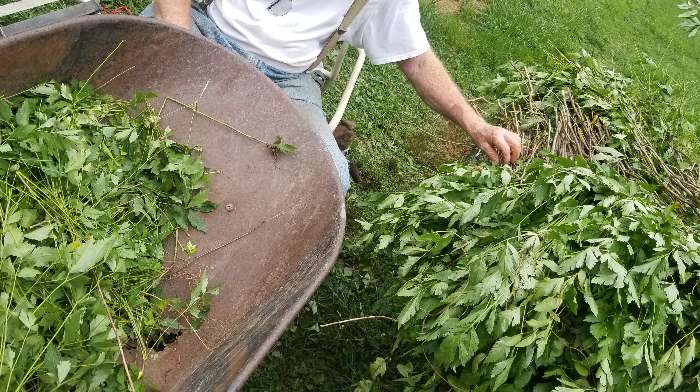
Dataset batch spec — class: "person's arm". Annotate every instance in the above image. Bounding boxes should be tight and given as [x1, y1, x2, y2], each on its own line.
[398, 49, 521, 165]
[154, 0, 192, 30]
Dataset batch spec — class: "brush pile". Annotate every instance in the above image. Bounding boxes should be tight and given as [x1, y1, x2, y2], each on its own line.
[352, 53, 700, 392]
[355, 157, 700, 391]
[477, 51, 700, 214]
[0, 81, 215, 391]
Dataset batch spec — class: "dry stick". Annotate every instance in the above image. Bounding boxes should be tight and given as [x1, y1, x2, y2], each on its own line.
[187, 80, 211, 144]
[515, 61, 536, 111]
[80, 40, 126, 96]
[168, 209, 287, 276]
[163, 96, 269, 146]
[181, 309, 212, 351]
[96, 65, 136, 91]
[192, 210, 285, 261]
[95, 280, 136, 392]
[551, 109, 562, 153]
[319, 315, 396, 328]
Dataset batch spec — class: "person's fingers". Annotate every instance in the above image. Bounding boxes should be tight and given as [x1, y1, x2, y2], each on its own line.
[507, 132, 522, 163]
[492, 133, 512, 165]
[480, 143, 501, 164]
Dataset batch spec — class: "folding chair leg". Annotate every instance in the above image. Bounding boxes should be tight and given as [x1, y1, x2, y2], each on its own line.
[322, 42, 350, 92]
[329, 48, 366, 130]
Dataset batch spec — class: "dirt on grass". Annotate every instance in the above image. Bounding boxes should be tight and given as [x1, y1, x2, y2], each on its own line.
[407, 121, 474, 169]
[435, 0, 487, 15]
[435, 0, 461, 15]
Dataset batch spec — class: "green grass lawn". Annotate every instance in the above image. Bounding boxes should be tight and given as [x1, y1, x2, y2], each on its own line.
[2, 0, 698, 390]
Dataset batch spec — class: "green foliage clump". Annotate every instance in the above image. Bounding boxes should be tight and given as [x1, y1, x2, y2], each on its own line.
[354, 157, 700, 391]
[478, 52, 700, 213]
[0, 81, 214, 391]
[679, 1, 700, 37]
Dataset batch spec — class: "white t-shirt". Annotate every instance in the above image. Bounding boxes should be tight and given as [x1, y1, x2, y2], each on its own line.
[207, 0, 430, 73]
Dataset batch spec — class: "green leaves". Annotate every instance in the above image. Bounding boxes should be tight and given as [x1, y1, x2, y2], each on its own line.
[479, 52, 700, 214]
[0, 100, 11, 122]
[354, 156, 700, 391]
[24, 224, 53, 241]
[57, 360, 71, 384]
[678, 1, 700, 37]
[269, 136, 297, 155]
[15, 99, 32, 126]
[0, 81, 216, 390]
[69, 237, 116, 274]
[368, 357, 387, 379]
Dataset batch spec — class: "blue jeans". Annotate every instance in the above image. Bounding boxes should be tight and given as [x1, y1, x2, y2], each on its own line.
[141, 4, 351, 194]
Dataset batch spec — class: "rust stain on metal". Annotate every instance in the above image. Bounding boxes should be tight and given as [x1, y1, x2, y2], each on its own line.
[0, 16, 345, 391]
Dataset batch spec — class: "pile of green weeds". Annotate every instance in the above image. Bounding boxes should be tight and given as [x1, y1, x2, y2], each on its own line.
[0, 81, 214, 391]
[355, 156, 700, 391]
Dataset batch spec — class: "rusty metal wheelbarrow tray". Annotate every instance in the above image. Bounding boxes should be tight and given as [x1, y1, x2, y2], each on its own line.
[0, 16, 345, 391]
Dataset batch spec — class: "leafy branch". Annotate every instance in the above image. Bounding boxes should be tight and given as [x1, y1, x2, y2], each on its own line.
[678, 1, 700, 37]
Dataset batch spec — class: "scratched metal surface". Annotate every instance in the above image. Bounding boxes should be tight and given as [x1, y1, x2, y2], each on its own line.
[0, 16, 345, 391]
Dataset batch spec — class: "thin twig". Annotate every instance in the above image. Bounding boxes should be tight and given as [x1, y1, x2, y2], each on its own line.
[320, 315, 396, 328]
[188, 80, 211, 144]
[80, 40, 126, 96]
[163, 96, 269, 146]
[95, 280, 136, 392]
[167, 209, 287, 276]
[96, 65, 136, 91]
[182, 312, 211, 351]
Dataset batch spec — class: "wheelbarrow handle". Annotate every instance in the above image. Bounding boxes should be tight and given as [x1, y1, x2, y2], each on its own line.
[0, 0, 101, 38]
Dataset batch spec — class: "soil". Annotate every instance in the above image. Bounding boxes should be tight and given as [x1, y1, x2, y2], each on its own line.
[435, 0, 487, 15]
[407, 121, 474, 169]
[435, 0, 461, 15]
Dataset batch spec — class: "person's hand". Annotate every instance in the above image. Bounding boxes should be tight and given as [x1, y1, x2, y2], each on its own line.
[468, 123, 522, 165]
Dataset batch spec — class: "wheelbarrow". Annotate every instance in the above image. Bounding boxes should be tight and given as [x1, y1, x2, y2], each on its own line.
[0, 16, 346, 391]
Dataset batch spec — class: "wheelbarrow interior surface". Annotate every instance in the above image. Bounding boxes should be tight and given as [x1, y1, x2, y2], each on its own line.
[0, 16, 345, 391]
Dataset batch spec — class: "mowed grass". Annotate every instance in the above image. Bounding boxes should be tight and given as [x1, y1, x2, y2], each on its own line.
[2, 0, 698, 390]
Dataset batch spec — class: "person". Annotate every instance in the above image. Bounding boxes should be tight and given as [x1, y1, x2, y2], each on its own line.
[144, 0, 522, 194]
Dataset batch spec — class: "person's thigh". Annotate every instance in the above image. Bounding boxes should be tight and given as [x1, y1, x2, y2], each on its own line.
[277, 75, 350, 194]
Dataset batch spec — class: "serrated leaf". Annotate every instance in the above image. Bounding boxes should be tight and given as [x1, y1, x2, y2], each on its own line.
[188, 190, 209, 208]
[90, 314, 110, 338]
[0, 100, 12, 121]
[270, 136, 296, 154]
[397, 293, 421, 327]
[435, 335, 459, 366]
[69, 237, 116, 273]
[583, 279, 598, 317]
[17, 267, 41, 278]
[535, 297, 562, 313]
[356, 219, 372, 230]
[15, 100, 32, 126]
[56, 360, 71, 384]
[369, 357, 386, 379]
[501, 168, 512, 185]
[25, 224, 53, 241]
[491, 357, 514, 390]
[188, 210, 206, 232]
[377, 234, 394, 250]
[19, 310, 36, 329]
